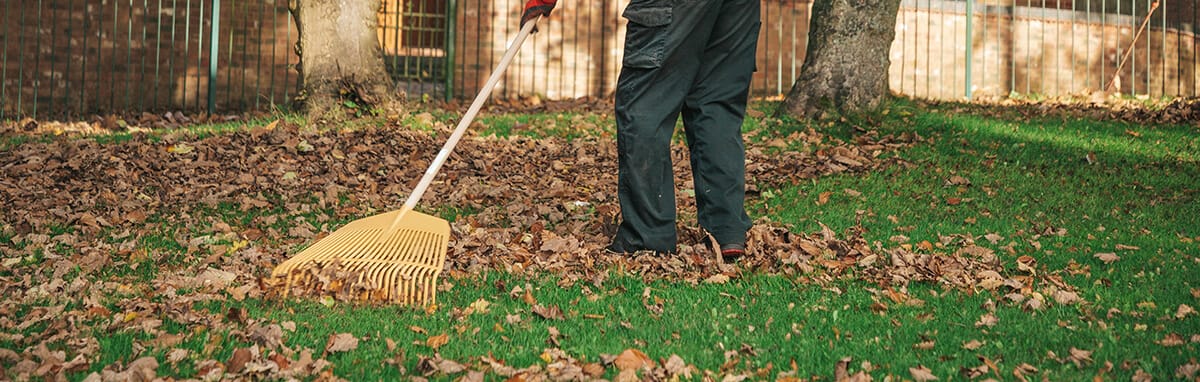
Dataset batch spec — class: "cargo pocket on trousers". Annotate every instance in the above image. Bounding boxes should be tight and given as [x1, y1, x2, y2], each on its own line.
[621, 4, 673, 69]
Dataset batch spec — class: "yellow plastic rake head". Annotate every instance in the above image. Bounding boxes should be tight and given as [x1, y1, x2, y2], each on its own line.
[271, 209, 449, 305]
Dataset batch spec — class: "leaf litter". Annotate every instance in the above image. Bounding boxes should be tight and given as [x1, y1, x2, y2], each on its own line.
[0, 117, 1098, 380]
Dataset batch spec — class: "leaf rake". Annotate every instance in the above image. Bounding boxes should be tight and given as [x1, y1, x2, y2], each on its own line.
[271, 17, 542, 306]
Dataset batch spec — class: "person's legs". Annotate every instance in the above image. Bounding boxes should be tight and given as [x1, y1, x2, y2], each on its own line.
[612, 0, 723, 253]
[680, 0, 760, 247]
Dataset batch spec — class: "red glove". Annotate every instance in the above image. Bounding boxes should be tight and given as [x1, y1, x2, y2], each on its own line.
[521, 0, 557, 30]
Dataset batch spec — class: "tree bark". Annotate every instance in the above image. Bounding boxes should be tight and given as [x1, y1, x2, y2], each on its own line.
[779, 0, 902, 119]
[291, 0, 394, 121]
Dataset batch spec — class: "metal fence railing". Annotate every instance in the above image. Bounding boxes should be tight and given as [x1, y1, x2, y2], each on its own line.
[2, 1, 1197, 120]
[0, 0, 456, 120]
[0, 0, 301, 120]
[892, 0, 1199, 100]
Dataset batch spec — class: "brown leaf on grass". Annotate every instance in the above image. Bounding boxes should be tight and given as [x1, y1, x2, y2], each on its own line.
[946, 175, 972, 186]
[1067, 347, 1093, 367]
[1012, 363, 1038, 381]
[663, 355, 692, 378]
[268, 353, 290, 370]
[107, 356, 159, 382]
[522, 289, 538, 306]
[418, 355, 468, 375]
[817, 191, 832, 205]
[167, 349, 189, 364]
[983, 233, 1004, 244]
[613, 349, 653, 371]
[961, 363, 989, 379]
[1016, 256, 1037, 274]
[962, 340, 984, 350]
[1094, 252, 1120, 264]
[834, 357, 852, 381]
[582, 362, 606, 378]
[1156, 333, 1185, 347]
[426, 333, 449, 349]
[467, 298, 491, 314]
[1132, 369, 1153, 382]
[1177, 361, 1200, 379]
[909, 365, 938, 381]
[532, 304, 565, 320]
[196, 268, 237, 290]
[1175, 304, 1196, 319]
[704, 274, 731, 284]
[226, 348, 253, 374]
[1115, 244, 1140, 250]
[324, 333, 358, 354]
[975, 313, 998, 328]
[1051, 289, 1082, 305]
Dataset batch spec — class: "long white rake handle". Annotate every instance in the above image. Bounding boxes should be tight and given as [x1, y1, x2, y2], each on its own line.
[385, 16, 541, 236]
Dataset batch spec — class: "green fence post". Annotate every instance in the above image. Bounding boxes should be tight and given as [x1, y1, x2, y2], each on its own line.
[208, 0, 221, 115]
[445, 0, 457, 101]
[965, 0, 974, 100]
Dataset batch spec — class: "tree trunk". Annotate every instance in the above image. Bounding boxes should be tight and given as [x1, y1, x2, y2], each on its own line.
[291, 0, 394, 121]
[779, 0, 902, 119]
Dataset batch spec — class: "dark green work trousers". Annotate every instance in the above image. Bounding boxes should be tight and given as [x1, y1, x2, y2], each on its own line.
[612, 0, 760, 253]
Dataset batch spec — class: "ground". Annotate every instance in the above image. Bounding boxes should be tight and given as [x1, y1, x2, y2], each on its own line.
[0, 97, 1197, 381]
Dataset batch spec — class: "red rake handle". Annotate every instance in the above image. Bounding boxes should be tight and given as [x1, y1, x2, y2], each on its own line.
[386, 16, 541, 235]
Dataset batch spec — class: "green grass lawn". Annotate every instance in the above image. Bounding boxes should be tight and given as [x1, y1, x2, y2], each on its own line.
[2, 100, 1197, 381]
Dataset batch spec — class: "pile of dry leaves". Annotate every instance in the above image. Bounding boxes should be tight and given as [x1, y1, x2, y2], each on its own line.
[947, 95, 1200, 125]
[0, 118, 1086, 380]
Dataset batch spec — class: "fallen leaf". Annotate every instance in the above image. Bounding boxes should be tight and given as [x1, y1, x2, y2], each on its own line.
[1067, 347, 1092, 367]
[1094, 252, 1120, 264]
[909, 365, 938, 381]
[663, 355, 691, 378]
[167, 349, 189, 364]
[1132, 369, 1152, 382]
[1115, 244, 1140, 250]
[1176, 304, 1196, 319]
[704, 274, 730, 284]
[946, 175, 971, 186]
[975, 313, 998, 328]
[834, 357, 852, 381]
[532, 304, 565, 320]
[467, 298, 491, 314]
[1052, 289, 1082, 305]
[1156, 333, 1185, 347]
[582, 362, 606, 377]
[324, 333, 358, 354]
[168, 143, 194, 154]
[226, 348, 253, 373]
[817, 191, 832, 205]
[613, 349, 653, 371]
[962, 340, 984, 350]
[422, 355, 467, 374]
[1013, 363, 1038, 381]
[426, 333, 449, 349]
[1177, 361, 1200, 379]
[1016, 255, 1037, 273]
